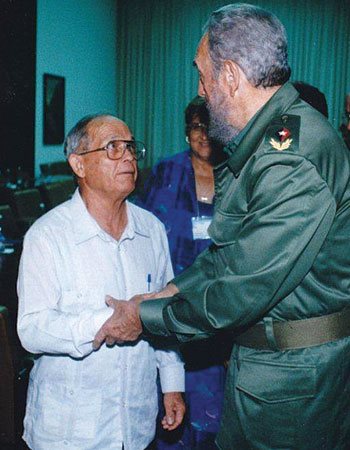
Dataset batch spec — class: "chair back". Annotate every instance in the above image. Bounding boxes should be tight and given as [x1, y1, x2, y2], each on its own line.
[12, 188, 44, 218]
[11, 188, 45, 232]
[0, 205, 21, 239]
[0, 305, 15, 443]
[40, 160, 72, 177]
[40, 179, 76, 210]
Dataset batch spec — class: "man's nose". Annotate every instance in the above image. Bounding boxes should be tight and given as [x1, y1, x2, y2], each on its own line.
[122, 147, 135, 161]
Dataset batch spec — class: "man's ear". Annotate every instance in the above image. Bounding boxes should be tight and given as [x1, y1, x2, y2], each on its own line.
[222, 60, 240, 96]
[68, 153, 85, 179]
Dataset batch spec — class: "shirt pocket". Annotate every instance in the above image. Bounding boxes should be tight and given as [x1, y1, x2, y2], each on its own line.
[37, 381, 102, 441]
[235, 357, 316, 446]
[32, 381, 71, 438]
[71, 388, 102, 441]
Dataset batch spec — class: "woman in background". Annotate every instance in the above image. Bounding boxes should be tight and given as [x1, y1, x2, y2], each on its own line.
[139, 96, 227, 450]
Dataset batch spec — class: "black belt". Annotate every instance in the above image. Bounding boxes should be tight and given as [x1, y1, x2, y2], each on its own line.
[234, 308, 350, 351]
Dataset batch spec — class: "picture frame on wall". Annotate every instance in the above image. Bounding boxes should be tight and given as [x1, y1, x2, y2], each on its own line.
[43, 73, 65, 145]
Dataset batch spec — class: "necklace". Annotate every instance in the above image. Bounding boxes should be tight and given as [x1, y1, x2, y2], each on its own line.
[195, 176, 214, 203]
[191, 153, 215, 204]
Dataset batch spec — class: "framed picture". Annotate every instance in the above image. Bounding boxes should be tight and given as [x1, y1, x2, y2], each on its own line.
[43, 73, 65, 145]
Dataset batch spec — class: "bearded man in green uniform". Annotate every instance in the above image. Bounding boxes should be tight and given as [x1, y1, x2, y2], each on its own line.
[94, 4, 350, 449]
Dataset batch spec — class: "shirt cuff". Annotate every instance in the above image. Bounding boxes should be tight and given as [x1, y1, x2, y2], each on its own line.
[140, 298, 171, 336]
[83, 308, 114, 341]
[159, 364, 185, 393]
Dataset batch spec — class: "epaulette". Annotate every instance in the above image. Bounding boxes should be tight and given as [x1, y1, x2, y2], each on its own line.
[263, 114, 300, 153]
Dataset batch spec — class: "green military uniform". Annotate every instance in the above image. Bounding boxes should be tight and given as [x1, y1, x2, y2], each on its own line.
[140, 82, 350, 449]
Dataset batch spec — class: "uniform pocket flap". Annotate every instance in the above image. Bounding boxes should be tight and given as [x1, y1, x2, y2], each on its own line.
[236, 358, 316, 403]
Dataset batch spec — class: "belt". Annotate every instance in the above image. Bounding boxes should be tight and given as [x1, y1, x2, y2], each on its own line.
[234, 308, 350, 351]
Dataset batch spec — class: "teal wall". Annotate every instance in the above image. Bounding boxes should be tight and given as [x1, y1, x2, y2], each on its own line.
[35, 0, 117, 176]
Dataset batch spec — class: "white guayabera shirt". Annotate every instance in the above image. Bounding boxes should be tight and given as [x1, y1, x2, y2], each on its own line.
[17, 190, 184, 450]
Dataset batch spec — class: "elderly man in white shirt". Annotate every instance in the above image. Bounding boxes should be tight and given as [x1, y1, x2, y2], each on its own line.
[17, 114, 185, 450]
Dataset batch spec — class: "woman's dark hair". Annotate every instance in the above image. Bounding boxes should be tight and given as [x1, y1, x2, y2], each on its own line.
[184, 96, 227, 165]
[185, 96, 209, 134]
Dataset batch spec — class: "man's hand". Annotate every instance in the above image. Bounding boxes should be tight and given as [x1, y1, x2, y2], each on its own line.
[93, 295, 142, 350]
[162, 392, 186, 431]
[93, 285, 179, 350]
[146, 283, 179, 300]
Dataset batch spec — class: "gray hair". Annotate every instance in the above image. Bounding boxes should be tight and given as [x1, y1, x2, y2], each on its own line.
[205, 3, 291, 88]
[64, 113, 115, 157]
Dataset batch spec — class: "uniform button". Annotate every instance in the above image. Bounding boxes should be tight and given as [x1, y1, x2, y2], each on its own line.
[77, 293, 82, 299]
[69, 390, 74, 395]
[63, 440, 69, 445]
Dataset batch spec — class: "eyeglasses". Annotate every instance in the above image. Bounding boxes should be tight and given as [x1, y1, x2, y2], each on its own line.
[77, 140, 146, 160]
[187, 123, 208, 133]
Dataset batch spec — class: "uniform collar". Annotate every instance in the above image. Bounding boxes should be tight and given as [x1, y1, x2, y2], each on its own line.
[222, 82, 299, 177]
[70, 189, 150, 245]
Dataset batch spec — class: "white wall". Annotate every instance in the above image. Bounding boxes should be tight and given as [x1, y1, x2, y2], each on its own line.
[35, 0, 117, 176]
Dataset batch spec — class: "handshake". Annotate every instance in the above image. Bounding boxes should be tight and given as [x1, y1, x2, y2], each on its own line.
[93, 283, 179, 349]
[92, 283, 185, 432]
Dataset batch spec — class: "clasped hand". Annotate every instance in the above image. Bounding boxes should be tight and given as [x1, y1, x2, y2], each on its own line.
[93, 284, 179, 350]
[93, 294, 149, 350]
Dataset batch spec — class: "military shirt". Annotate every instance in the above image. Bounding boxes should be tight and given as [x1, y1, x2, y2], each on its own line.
[140, 82, 350, 338]
[140, 82, 350, 449]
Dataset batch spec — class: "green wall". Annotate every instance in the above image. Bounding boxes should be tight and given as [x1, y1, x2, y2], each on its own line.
[35, 0, 117, 176]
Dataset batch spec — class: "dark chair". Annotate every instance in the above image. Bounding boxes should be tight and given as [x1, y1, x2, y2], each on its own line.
[40, 160, 72, 178]
[0, 305, 15, 443]
[40, 160, 71, 176]
[0, 306, 32, 449]
[39, 179, 76, 211]
[11, 189, 45, 233]
[0, 205, 22, 240]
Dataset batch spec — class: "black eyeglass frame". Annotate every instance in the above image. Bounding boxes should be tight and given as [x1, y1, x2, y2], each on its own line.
[186, 122, 208, 134]
[77, 140, 146, 161]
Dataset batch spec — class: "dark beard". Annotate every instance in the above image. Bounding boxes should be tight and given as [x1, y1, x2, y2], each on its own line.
[207, 101, 240, 146]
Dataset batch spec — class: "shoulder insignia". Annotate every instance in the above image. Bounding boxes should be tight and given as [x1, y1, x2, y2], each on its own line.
[264, 115, 300, 153]
[270, 137, 293, 151]
[269, 126, 293, 151]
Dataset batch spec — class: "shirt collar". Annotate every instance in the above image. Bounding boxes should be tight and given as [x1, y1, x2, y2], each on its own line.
[222, 82, 300, 177]
[70, 189, 150, 245]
